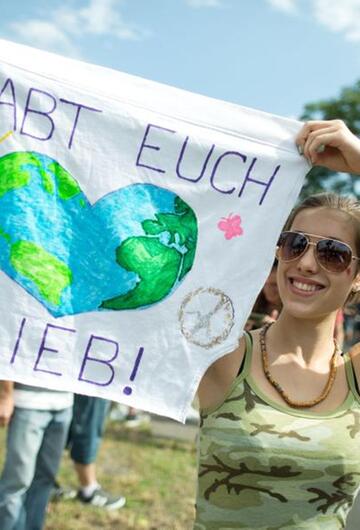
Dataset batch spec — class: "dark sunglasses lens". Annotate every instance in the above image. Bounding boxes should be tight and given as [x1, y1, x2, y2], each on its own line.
[278, 232, 307, 261]
[317, 239, 352, 272]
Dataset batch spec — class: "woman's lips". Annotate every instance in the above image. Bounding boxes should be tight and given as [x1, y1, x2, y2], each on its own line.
[288, 277, 325, 297]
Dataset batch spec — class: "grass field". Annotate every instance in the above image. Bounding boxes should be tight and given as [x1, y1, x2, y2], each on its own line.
[0, 419, 197, 530]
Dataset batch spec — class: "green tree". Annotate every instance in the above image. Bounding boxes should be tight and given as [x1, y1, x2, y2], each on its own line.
[299, 80, 360, 198]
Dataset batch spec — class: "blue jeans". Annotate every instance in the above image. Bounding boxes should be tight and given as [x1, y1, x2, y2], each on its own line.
[69, 395, 110, 465]
[0, 406, 72, 530]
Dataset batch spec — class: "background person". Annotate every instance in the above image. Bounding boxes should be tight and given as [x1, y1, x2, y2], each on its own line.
[0, 382, 73, 530]
[246, 260, 282, 331]
[334, 309, 345, 350]
[54, 394, 126, 510]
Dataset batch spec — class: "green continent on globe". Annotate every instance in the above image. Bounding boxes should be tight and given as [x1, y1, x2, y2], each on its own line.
[142, 196, 197, 282]
[0, 226, 11, 243]
[101, 237, 182, 310]
[101, 196, 197, 310]
[10, 241, 72, 306]
[0, 152, 35, 198]
[47, 162, 81, 200]
[0, 152, 81, 200]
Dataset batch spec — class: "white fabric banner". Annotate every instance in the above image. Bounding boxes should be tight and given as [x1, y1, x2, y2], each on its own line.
[0, 39, 308, 421]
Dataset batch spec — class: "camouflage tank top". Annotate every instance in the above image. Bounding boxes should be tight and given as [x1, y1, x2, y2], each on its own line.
[195, 333, 360, 529]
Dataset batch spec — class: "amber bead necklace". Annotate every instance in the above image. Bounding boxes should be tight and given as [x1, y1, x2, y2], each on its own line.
[260, 322, 341, 409]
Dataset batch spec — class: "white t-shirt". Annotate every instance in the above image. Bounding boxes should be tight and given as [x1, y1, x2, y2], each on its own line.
[14, 383, 73, 410]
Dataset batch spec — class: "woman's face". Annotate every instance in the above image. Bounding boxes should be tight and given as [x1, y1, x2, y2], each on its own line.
[277, 207, 360, 320]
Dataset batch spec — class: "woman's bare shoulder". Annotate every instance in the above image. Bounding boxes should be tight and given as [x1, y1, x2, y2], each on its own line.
[349, 342, 360, 390]
[197, 333, 248, 411]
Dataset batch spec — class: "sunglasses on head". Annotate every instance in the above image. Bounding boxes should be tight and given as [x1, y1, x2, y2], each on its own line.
[276, 231, 360, 273]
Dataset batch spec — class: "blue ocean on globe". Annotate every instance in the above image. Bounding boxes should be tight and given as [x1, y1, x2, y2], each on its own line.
[0, 152, 198, 317]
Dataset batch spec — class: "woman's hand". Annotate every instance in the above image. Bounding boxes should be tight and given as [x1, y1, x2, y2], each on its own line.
[296, 119, 360, 174]
[262, 310, 279, 326]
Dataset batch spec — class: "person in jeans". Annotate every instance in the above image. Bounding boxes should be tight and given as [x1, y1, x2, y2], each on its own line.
[55, 394, 126, 510]
[0, 381, 73, 530]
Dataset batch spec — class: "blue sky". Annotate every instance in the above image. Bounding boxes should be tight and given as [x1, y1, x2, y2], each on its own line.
[0, 0, 359, 119]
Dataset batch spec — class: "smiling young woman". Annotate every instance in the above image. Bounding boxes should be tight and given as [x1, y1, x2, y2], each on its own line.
[195, 120, 360, 530]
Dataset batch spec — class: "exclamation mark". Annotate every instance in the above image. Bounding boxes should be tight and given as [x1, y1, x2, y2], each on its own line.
[123, 347, 144, 395]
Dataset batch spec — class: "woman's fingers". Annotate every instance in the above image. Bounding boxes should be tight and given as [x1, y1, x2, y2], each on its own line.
[296, 120, 332, 152]
[304, 130, 342, 164]
[297, 122, 338, 157]
[295, 119, 360, 173]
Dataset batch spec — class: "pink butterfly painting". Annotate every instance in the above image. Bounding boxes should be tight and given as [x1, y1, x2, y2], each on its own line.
[217, 213, 243, 240]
